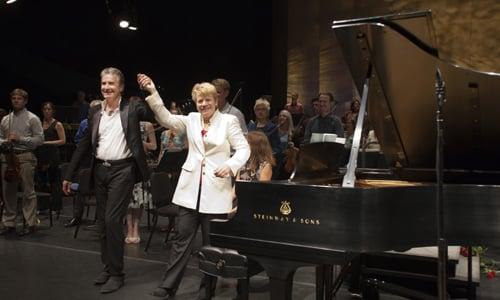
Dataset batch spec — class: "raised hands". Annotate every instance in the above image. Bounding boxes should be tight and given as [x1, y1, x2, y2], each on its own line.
[137, 73, 157, 95]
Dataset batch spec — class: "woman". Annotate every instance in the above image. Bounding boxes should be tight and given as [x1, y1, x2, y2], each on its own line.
[277, 109, 293, 152]
[238, 131, 274, 182]
[158, 101, 187, 161]
[36, 101, 66, 213]
[276, 109, 294, 178]
[247, 98, 281, 155]
[125, 99, 157, 244]
[137, 73, 250, 299]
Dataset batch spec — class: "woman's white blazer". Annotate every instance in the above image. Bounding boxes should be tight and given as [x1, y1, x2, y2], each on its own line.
[146, 92, 250, 214]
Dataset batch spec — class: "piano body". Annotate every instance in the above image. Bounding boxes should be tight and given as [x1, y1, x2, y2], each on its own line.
[210, 11, 500, 300]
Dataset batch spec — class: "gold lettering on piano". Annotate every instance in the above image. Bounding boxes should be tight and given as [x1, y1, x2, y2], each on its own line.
[252, 213, 320, 226]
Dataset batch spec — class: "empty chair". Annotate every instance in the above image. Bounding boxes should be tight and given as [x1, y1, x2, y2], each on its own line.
[144, 171, 178, 252]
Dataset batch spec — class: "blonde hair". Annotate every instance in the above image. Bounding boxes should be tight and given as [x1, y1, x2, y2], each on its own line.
[211, 78, 230, 92]
[279, 109, 294, 136]
[191, 82, 218, 102]
[254, 98, 270, 112]
[100, 67, 125, 86]
[10, 88, 28, 101]
[246, 131, 275, 170]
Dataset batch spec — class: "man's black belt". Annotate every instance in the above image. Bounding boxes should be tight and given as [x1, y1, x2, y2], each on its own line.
[95, 157, 134, 167]
[12, 149, 32, 154]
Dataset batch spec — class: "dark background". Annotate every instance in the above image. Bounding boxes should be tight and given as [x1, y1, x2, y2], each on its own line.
[0, 0, 273, 120]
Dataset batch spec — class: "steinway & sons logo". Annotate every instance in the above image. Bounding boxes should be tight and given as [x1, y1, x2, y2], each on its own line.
[280, 201, 292, 215]
[253, 200, 321, 226]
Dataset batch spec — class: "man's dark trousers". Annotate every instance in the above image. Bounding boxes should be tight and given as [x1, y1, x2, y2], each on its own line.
[94, 161, 136, 276]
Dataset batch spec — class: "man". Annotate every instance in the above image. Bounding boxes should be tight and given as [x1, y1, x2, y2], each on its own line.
[285, 92, 304, 125]
[62, 67, 154, 294]
[64, 99, 102, 228]
[0, 88, 44, 236]
[72, 90, 90, 123]
[211, 78, 247, 132]
[302, 92, 344, 145]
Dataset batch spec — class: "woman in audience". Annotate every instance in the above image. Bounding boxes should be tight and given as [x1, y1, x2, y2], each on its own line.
[36, 101, 66, 213]
[237, 131, 274, 182]
[137, 73, 250, 299]
[125, 96, 157, 244]
[276, 109, 295, 179]
[158, 101, 187, 161]
[247, 98, 281, 155]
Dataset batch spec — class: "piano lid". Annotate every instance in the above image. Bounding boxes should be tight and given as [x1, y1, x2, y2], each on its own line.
[332, 11, 500, 181]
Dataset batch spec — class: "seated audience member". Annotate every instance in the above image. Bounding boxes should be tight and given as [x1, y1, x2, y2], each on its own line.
[0, 88, 44, 236]
[342, 98, 360, 138]
[275, 110, 294, 178]
[247, 98, 281, 155]
[212, 78, 247, 133]
[158, 101, 187, 161]
[284, 92, 303, 125]
[302, 93, 344, 145]
[291, 97, 319, 147]
[237, 131, 274, 182]
[35, 101, 66, 213]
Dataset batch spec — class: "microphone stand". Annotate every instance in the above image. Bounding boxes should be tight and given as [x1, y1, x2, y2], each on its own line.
[435, 67, 447, 300]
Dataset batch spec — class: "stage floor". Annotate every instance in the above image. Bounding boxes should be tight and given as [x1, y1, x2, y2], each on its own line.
[0, 201, 498, 300]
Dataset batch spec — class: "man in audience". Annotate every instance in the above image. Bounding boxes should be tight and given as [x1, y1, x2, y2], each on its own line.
[0, 88, 44, 236]
[212, 78, 247, 132]
[302, 92, 344, 145]
[285, 92, 304, 125]
[72, 90, 90, 123]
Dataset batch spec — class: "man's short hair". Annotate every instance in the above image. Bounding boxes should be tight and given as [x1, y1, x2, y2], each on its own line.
[100, 67, 125, 86]
[10, 88, 28, 101]
[319, 92, 335, 103]
[211, 78, 230, 92]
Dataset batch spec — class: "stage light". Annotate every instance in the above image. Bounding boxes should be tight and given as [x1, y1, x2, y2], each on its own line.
[119, 20, 130, 28]
[128, 26, 138, 31]
[6, 0, 18, 4]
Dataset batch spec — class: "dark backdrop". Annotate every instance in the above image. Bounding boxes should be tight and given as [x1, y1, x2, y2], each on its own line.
[0, 0, 272, 120]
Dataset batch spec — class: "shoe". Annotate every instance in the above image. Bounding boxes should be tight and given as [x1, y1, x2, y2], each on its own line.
[100, 276, 124, 294]
[64, 218, 81, 228]
[18, 226, 35, 237]
[93, 272, 111, 285]
[151, 287, 174, 298]
[125, 237, 141, 244]
[0, 227, 16, 236]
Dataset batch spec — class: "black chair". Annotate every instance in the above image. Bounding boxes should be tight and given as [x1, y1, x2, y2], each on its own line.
[198, 246, 263, 300]
[73, 168, 97, 239]
[144, 171, 178, 252]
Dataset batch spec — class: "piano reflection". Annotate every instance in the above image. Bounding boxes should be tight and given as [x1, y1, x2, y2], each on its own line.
[210, 11, 500, 300]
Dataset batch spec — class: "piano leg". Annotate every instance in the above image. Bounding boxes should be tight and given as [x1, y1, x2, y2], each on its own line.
[249, 256, 306, 300]
[316, 265, 325, 300]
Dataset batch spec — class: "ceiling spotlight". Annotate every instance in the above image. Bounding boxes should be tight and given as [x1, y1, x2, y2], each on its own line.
[128, 26, 138, 31]
[6, 0, 18, 4]
[119, 20, 130, 28]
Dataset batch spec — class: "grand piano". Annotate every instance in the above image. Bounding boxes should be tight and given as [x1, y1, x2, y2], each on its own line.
[210, 11, 500, 300]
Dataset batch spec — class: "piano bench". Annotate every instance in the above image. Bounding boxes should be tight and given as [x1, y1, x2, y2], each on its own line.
[198, 246, 262, 300]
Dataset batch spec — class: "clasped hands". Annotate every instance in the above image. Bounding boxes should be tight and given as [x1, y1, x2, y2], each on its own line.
[137, 73, 157, 95]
